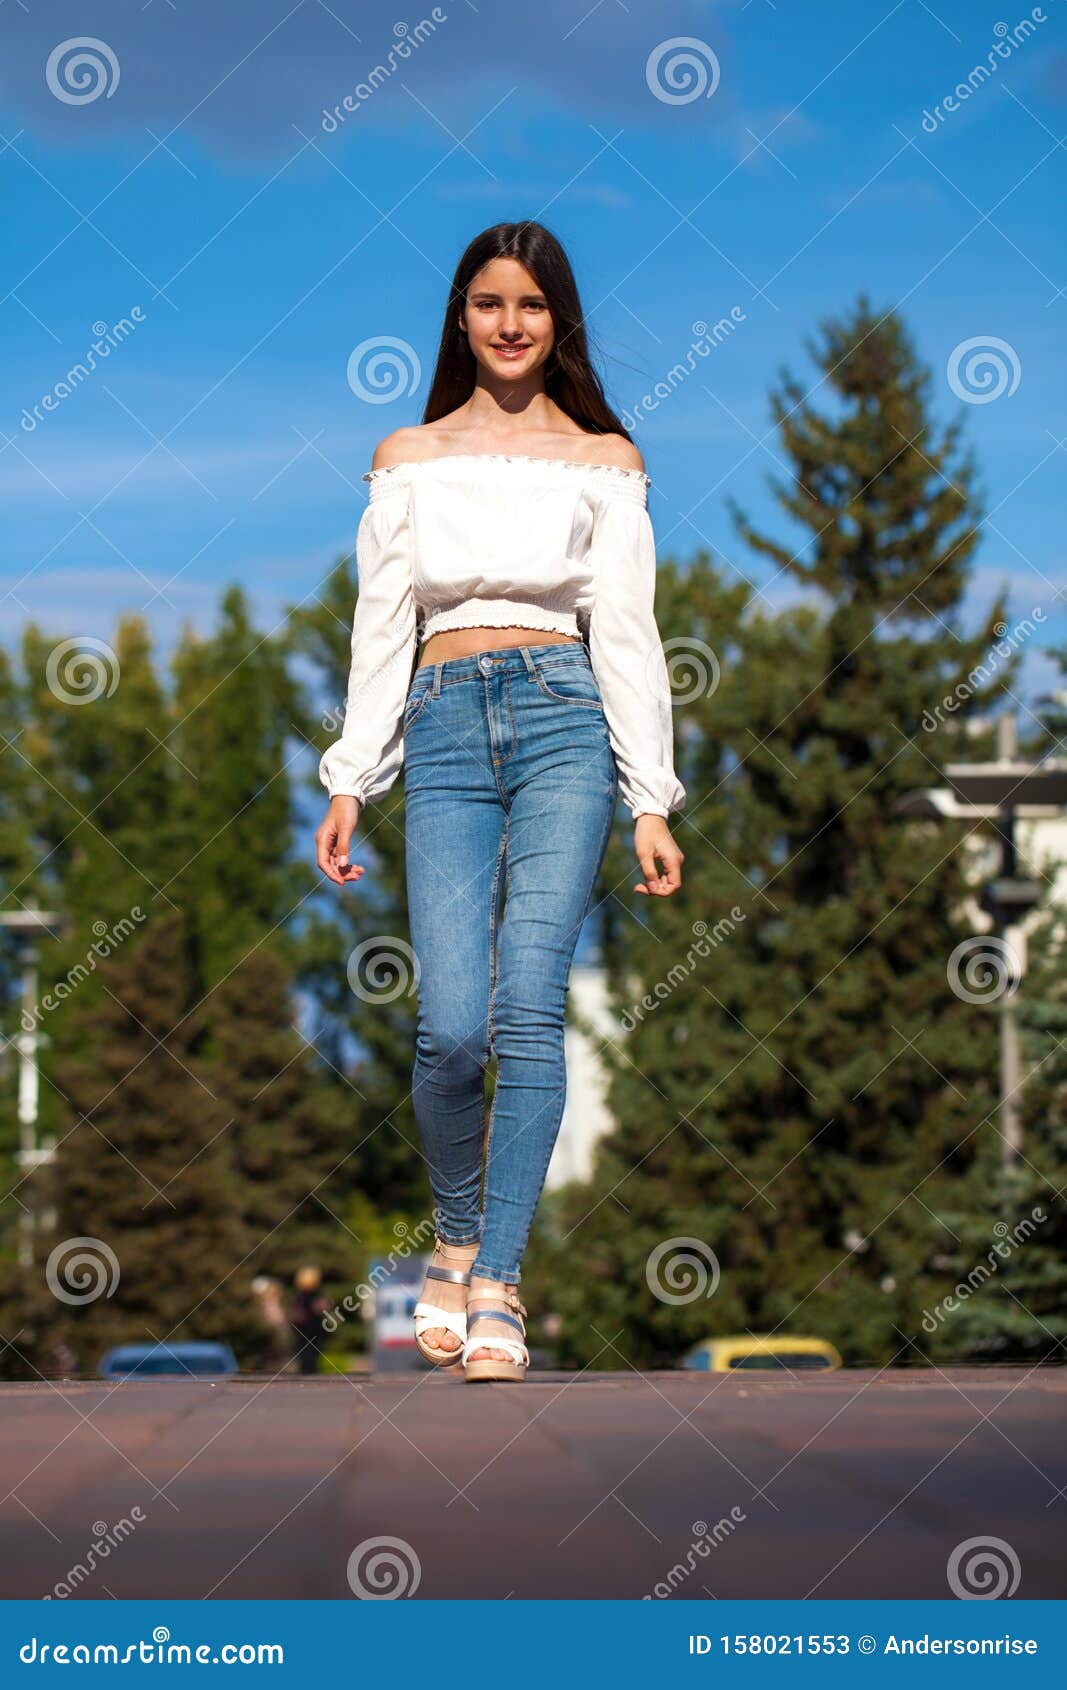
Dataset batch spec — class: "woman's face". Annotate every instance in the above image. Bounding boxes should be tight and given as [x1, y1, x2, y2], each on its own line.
[459, 256, 554, 382]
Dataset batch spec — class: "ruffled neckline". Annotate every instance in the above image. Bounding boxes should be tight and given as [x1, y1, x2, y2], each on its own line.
[362, 452, 651, 488]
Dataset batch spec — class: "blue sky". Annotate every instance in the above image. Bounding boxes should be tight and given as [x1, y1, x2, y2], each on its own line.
[3, 0, 1065, 718]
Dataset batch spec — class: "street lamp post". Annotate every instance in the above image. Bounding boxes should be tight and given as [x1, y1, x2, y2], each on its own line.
[894, 713, 1067, 1173]
[1, 902, 62, 1266]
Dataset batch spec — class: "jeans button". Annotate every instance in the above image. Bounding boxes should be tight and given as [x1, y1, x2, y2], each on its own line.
[479, 655, 492, 672]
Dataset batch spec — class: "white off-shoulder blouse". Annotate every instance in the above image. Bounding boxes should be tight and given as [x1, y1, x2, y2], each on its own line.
[318, 452, 686, 820]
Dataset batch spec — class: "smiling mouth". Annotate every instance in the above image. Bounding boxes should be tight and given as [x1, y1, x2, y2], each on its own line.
[493, 343, 531, 355]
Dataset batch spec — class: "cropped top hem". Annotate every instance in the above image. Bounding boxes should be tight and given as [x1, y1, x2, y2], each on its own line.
[421, 599, 581, 641]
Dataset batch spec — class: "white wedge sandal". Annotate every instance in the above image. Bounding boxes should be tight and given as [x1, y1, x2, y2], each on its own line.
[412, 1237, 479, 1367]
[461, 1288, 529, 1383]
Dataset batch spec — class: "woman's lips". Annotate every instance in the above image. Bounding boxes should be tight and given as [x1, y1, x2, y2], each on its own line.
[493, 344, 531, 359]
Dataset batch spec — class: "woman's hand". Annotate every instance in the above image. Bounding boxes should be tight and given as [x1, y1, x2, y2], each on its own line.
[316, 795, 365, 887]
[633, 814, 684, 896]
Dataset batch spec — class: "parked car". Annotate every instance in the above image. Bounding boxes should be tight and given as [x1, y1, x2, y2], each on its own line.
[98, 1341, 238, 1378]
[682, 1335, 842, 1372]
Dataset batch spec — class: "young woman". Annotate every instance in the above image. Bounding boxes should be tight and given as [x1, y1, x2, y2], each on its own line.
[315, 222, 685, 1383]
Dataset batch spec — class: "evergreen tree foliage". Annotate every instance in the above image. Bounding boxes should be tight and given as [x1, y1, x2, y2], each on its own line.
[46, 911, 253, 1370]
[169, 584, 307, 991]
[200, 943, 358, 1285]
[536, 298, 1017, 1368]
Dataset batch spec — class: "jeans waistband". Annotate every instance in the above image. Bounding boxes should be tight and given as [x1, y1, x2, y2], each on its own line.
[411, 641, 589, 697]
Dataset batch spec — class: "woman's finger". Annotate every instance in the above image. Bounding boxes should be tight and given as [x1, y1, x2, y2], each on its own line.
[634, 833, 684, 896]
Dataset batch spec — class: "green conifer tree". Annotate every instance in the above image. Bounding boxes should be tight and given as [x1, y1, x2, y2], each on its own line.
[201, 944, 358, 1286]
[542, 298, 1016, 1368]
[169, 584, 306, 991]
[46, 910, 252, 1370]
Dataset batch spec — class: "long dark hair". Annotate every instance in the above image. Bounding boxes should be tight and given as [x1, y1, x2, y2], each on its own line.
[422, 222, 632, 441]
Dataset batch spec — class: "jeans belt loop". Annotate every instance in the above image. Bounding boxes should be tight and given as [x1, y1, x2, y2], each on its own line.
[519, 646, 537, 677]
[432, 662, 442, 698]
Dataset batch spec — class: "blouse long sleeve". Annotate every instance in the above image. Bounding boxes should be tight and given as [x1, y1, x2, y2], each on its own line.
[585, 481, 686, 821]
[318, 484, 416, 805]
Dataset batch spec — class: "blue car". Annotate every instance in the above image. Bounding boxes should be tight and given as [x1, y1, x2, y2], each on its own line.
[98, 1341, 238, 1379]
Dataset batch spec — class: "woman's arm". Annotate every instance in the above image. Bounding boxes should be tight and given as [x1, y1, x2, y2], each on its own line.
[316, 459, 415, 885]
[584, 450, 685, 894]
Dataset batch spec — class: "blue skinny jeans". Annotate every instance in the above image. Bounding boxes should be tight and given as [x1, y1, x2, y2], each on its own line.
[403, 641, 618, 1284]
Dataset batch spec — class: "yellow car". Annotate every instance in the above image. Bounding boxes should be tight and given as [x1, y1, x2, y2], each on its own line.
[682, 1335, 842, 1372]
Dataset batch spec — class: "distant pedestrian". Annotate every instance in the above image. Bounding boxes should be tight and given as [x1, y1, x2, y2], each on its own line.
[290, 1265, 330, 1376]
[251, 1275, 292, 1373]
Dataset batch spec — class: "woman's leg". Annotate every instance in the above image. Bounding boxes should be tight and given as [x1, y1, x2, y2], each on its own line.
[405, 782, 506, 1247]
[471, 730, 618, 1288]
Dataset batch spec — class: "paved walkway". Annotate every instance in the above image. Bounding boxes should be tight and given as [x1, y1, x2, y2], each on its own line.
[1, 1368, 1063, 1598]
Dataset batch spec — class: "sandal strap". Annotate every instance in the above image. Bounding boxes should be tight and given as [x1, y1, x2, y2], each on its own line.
[466, 1307, 524, 1336]
[425, 1263, 471, 1285]
[468, 1292, 526, 1315]
[413, 1302, 467, 1343]
[462, 1332, 529, 1366]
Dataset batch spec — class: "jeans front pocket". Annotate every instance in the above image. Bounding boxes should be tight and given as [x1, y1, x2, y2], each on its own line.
[402, 683, 433, 732]
[532, 662, 604, 711]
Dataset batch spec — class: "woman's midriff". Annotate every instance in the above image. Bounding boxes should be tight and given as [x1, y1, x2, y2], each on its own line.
[416, 627, 583, 668]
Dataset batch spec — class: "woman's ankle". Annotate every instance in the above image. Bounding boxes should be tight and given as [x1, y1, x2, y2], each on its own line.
[433, 1234, 480, 1256]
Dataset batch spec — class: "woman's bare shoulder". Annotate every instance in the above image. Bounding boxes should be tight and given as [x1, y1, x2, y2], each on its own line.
[586, 433, 645, 474]
[371, 425, 454, 471]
